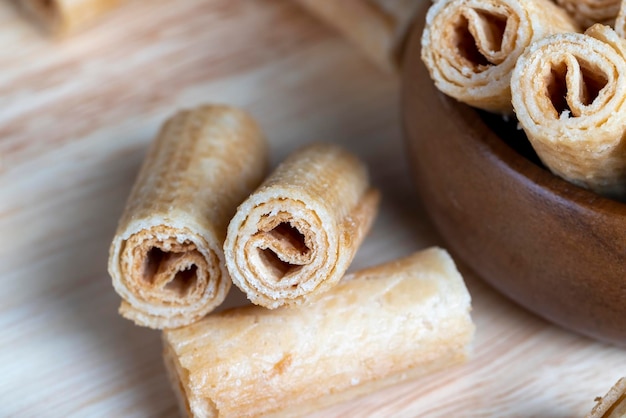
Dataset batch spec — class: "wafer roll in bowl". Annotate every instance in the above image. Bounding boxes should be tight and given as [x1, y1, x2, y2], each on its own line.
[224, 143, 379, 309]
[421, 0, 578, 113]
[163, 248, 475, 418]
[108, 105, 268, 329]
[511, 24, 626, 199]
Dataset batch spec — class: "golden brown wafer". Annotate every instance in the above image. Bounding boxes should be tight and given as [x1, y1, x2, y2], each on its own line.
[162, 248, 475, 418]
[224, 142, 379, 309]
[511, 24, 626, 198]
[421, 0, 578, 113]
[19, 0, 121, 35]
[108, 105, 268, 329]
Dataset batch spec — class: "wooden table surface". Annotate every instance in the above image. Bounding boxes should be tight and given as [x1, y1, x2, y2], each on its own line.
[1, 1, 624, 417]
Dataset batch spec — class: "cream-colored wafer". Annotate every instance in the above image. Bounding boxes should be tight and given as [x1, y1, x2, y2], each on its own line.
[295, 0, 419, 71]
[108, 105, 268, 329]
[19, 0, 121, 35]
[587, 377, 626, 418]
[224, 142, 379, 309]
[511, 24, 626, 198]
[421, 0, 578, 113]
[162, 248, 475, 418]
[556, 0, 621, 28]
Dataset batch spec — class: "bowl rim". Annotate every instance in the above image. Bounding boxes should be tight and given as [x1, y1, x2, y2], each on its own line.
[440, 94, 626, 217]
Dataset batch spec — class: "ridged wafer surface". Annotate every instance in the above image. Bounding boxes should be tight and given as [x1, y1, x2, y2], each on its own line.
[586, 377, 626, 418]
[224, 142, 379, 309]
[511, 25, 626, 199]
[421, 0, 578, 113]
[163, 248, 475, 418]
[108, 105, 268, 329]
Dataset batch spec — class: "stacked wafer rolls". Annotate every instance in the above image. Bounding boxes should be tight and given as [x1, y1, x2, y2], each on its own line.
[19, 0, 121, 35]
[163, 248, 475, 418]
[224, 143, 380, 309]
[421, 0, 578, 113]
[108, 105, 268, 329]
[511, 24, 626, 198]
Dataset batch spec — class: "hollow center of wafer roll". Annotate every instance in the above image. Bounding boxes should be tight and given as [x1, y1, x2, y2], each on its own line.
[545, 59, 608, 117]
[141, 245, 201, 298]
[254, 219, 313, 283]
[453, 8, 512, 68]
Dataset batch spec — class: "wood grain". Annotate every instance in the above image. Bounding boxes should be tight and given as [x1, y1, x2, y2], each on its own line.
[0, 0, 624, 417]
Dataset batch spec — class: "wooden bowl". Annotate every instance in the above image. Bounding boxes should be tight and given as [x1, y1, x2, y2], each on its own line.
[401, 3, 626, 346]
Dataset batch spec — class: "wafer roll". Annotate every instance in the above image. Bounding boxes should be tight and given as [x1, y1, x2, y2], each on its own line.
[511, 25, 626, 198]
[163, 248, 475, 418]
[587, 377, 626, 418]
[19, 0, 121, 35]
[224, 143, 379, 309]
[108, 105, 268, 329]
[555, 0, 621, 28]
[295, 0, 420, 71]
[421, 0, 578, 113]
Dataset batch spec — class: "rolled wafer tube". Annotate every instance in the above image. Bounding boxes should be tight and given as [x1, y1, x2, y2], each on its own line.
[295, 0, 420, 71]
[224, 142, 379, 309]
[421, 0, 578, 113]
[586, 377, 626, 418]
[555, 0, 621, 28]
[19, 0, 121, 35]
[108, 105, 268, 329]
[162, 248, 475, 418]
[511, 25, 626, 198]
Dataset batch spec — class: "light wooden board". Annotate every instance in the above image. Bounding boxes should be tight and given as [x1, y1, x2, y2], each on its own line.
[0, 1, 624, 417]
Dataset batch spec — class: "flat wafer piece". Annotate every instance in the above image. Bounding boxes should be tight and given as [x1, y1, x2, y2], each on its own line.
[19, 0, 121, 35]
[511, 25, 626, 199]
[162, 248, 475, 418]
[421, 0, 578, 113]
[556, 0, 621, 28]
[224, 142, 379, 309]
[108, 105, 268, 329]
[586, 377, 626, 418]
[295, 0, 420, 71]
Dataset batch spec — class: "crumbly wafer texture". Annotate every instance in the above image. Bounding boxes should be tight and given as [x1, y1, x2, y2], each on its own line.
[20, 0, 121, 35]
[586, 377, 626, 418]
[511, 25, 626, 198]
[224, 142, 379, 309]
[108, 105, 268, 329]
[421, 0, 578, 114]
[162, 248, 475, 418]
[555, 0, 621, 28]
[295, 0, 418, 71]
